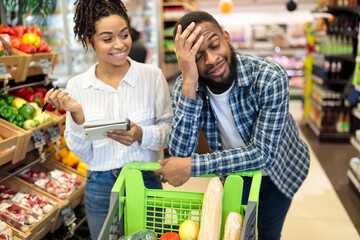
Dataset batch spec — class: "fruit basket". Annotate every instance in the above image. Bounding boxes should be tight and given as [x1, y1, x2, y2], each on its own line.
[98, 162, 262, 240]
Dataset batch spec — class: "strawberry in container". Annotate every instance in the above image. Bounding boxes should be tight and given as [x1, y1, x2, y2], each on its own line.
[11, 190, 56, 216]
[34, 177, 74, 200]
[0, 185, 15, 203]
[49, 170, 83, 188]
[18, 168, 47, 183]
[0, 202, 40, 232]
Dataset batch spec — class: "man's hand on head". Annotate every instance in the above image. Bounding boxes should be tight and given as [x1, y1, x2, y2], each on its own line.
[174, 22, 204, 100]
[154, 157, 192, 187]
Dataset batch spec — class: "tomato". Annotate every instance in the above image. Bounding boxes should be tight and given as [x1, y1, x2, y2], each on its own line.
[159, 232, 181, 240]
[10, 36, 22, 49]
[13, 25, 24, 38]
[18, 43, 36, 54]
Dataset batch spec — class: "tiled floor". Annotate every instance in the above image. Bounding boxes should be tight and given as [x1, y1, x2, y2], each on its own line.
[164, 100, 360, 239]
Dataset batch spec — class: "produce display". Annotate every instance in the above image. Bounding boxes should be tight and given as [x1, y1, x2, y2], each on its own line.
[0, 93, 53, 129]
[0, 24, 51, 54]
[18, 168, 83, 200]
[0, 202, 40, 232]
[11, 190, 56, 216]
[48, 136, 87, 175]
[0, 220, 12, 240]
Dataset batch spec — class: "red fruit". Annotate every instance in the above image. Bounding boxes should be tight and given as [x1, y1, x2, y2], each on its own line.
[8, 204, 20, 213]
[22, 177, 31, 183]
[159, 232, 181, 240]
[5, 189, 14, 195]
[0, 185, 5, 192]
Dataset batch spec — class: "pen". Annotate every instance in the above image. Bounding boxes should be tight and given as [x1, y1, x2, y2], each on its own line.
[42, 85, 59, 113]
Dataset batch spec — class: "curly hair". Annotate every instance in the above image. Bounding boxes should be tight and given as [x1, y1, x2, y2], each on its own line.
[173, 11, 223, 40]
[73, 0, 129, 51]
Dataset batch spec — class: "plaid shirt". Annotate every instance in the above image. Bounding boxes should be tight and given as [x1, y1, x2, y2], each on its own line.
[168, 52, 310, 199]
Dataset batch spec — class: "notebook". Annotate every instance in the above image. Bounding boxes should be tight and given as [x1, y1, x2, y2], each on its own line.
[83, 118, 131, 140]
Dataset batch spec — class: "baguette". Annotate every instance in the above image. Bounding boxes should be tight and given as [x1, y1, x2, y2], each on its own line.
[223, 212, 243, 240]
[198, 177, 223, 240]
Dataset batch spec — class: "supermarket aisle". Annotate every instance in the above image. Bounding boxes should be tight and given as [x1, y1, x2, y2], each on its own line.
[163, 100, 360, 239]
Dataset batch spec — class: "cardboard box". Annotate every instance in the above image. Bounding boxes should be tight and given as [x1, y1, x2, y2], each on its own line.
[0, 177, 61, 240]
[0, 123, 26, 165]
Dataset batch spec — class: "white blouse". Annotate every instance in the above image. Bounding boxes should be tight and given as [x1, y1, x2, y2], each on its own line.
[64, 58, 172, 171]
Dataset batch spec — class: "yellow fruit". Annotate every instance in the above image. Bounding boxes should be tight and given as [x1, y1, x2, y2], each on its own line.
[179, 220, 199, 240]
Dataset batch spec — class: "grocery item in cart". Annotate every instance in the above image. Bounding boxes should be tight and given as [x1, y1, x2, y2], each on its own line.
[0, 202, 41, 232]
[119, 229, 157, 240]
[11, 189, 56, 216]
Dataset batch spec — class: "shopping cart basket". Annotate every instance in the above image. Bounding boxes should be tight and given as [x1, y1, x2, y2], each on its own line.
[98, 162, 262, 240]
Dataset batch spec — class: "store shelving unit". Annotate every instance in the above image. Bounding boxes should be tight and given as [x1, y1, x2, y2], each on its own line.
[160, 0, 197, 80]
[0, 49, 86, 239]
[306, 6, 358, 142]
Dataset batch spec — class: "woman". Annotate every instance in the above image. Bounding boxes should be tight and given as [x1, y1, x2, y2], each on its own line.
[45, 0, 172, 238]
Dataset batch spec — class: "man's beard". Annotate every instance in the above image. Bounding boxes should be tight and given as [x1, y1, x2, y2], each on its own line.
[198, 45, 238, 93]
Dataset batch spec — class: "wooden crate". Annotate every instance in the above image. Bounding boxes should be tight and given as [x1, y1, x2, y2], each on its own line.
[13, 49, 57, 80]
[0, 115, 62, 163]
[0, 177, 61, 240]
[0, 52, 27, 83]
[0, 123, 26, 165]
[48, 112, 66, 134]
[12, 158, 85, 233]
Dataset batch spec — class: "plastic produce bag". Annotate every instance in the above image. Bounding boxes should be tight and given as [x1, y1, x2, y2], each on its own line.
[119, 229, 156, 240]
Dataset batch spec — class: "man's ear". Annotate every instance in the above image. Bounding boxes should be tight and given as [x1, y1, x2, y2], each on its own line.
[223, 30, 233, 46]
[85, 36, 94, 50]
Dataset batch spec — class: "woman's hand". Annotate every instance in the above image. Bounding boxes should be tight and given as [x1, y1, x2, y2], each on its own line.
[44, 88, 84, 125]
[106, 122, 142, 146]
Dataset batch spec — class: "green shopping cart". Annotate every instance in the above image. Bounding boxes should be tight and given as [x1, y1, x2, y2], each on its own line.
[98, 162, 262, 240]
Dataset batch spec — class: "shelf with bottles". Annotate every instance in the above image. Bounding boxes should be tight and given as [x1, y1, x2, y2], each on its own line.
[307, 115, 352, 142]
[311, 56, 355, 84]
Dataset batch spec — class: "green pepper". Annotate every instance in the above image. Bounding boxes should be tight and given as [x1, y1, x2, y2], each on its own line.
[0, 105, 13, 120]
[18, 103, 36, 120]
[9, 114, 24, 128]
[0, 98, 7, 107]
[0, 94, 14, 106]
[10, 106, 18, 115]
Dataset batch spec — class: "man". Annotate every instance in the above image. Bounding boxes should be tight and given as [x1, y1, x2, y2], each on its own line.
[154, 11, 310, 240]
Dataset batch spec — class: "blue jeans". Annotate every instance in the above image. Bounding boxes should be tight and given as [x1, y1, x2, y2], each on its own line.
[85, 168, 162, 240]
[241, 176, 292, 240]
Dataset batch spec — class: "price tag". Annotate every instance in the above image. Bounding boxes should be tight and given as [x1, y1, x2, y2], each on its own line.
[47, 125, 61, 143]
[31, 129, 46, 149]
[61, 205, 76, 227]
[0, 63, 11, 79]
[40, 59, 53, 75]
